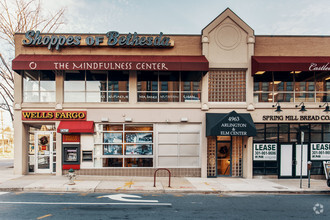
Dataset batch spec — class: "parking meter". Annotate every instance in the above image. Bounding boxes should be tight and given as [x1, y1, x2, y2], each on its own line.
[307, 161, 312, 188]
[307, 161, 312, 171]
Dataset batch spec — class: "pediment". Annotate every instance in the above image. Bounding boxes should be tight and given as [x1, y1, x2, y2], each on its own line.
[202, 8, 254, 37]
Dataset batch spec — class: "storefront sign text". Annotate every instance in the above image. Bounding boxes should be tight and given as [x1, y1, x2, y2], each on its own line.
[22, 30, 173, 50]
[22, 111, 87, 121]
[262, 115, 330, 121]
[219, 117, 248, 136]
[253, 143, 277, 161]
[311, 143, 330, 160]
[309, 63, 330, 71]
[51, 61, 169, 71]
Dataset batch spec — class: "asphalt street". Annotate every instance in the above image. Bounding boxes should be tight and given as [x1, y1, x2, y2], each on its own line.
[0, 192, 329, 220]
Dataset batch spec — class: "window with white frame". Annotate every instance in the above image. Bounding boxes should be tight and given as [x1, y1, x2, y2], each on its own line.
[23, 70, 56, 102]
[64, 70, 129, 102]
[137, 71, 202, 102]
[94, 124, 153, 167]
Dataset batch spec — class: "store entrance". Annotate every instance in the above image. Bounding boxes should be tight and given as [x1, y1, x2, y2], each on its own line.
[280, 144, 308, 178]
[216, 136, 231, 176]
[216, 136, 244, 177]
[217, 141, 231, 175]
[34, 131, 56, 173]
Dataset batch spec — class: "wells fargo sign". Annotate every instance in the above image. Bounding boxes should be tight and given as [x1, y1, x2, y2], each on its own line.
[22, 111, 87, 121]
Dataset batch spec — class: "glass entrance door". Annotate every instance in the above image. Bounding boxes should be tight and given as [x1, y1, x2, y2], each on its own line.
[35, 131, 54, 173]
[280, 144, 308, 178]
[217, 141, 231, 176]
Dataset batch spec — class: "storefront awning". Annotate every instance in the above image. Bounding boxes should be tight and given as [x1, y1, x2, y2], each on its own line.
[252, 56, 330, 75]
[206, 111, 256, 137]
[57, 121, 94, 133]
[12, 55, 209, 72]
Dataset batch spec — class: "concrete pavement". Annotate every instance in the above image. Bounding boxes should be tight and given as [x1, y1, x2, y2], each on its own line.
[0, 162, 329, 194]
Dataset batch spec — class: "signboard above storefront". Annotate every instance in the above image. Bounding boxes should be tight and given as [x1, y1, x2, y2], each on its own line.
[22, 111, 87, 121]
[22, 30, 174, 50]
[12, 54, 209, 72]
[206, 111, 257, 137]
[262, 114, 330, 122]
[252, 56, 330, 75]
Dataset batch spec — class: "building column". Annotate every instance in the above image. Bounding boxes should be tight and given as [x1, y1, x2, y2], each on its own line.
[55, 121, 62, 176]
[13, 110, 28, 175]
[243, 136, 253, 179]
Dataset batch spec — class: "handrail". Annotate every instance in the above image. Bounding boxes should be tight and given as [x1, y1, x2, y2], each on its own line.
[153, 168, 171, 187]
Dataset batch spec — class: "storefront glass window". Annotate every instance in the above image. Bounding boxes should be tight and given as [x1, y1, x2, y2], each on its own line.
[295, 72, 315, 102]
[253, 72, 273, 102]
[137, 71, 202, 102]
[64, 71, 85, 102]
[64, 70, 129, 102]
[137, 71, 158, 102]
[86, 71, 107, 102]
[108, 71, 129, 102]
[159, 72, 180, 102]
[181, 72, 202, 102]
[265, 124, 278, 142]
[254, 71, 330, 103]
[254, 123, 330, 176]
[23, 70, 55, 102]
[316, 72, 330, 102]
[94, 124, 153, 168]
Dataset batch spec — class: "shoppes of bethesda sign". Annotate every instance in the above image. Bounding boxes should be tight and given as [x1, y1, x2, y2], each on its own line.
[22, 111, 87, 121]
[22, 30, 173, 50]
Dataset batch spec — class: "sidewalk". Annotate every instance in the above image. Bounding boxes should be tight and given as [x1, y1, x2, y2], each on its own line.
[0, 167, 329, 194]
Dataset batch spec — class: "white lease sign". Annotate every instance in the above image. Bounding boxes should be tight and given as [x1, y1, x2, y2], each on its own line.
[311, 143, 330, 160]
[253, 143, 277, 161]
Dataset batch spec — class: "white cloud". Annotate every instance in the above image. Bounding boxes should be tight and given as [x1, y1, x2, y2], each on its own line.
[36, 0, 330, 35]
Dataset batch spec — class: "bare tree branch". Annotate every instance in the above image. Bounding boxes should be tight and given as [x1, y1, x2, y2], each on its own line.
[0, 0, 65, 122]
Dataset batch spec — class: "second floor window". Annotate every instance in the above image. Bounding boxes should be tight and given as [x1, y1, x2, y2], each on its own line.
[64, 70, 129, 102]
[23, 70, 55, 102]
[254, 71, 330, 103]
[137, 71, 202, 102]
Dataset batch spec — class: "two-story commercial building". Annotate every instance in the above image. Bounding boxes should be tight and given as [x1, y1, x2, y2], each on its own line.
[12, 8, 330, 179]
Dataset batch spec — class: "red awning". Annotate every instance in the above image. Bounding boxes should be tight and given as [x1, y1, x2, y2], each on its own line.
[12, 55, 209, 72]
[252, 56, 330, 75]
[57, 121, 94, 133]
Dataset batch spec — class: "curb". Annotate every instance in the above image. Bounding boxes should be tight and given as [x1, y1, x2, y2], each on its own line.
[0, 187, 329, 195]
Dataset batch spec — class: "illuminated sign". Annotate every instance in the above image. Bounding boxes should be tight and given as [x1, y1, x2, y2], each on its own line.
[22, 111, 87, 121]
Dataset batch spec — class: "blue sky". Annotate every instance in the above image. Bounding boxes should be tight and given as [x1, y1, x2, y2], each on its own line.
[46, 0, 330, 35]
[2, 0, 330, 127]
